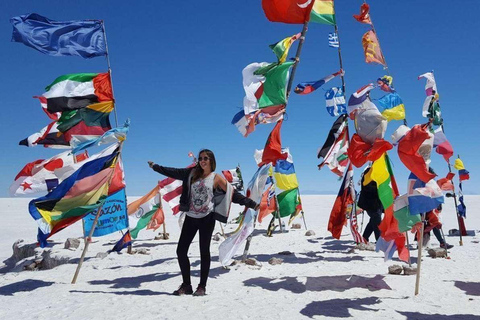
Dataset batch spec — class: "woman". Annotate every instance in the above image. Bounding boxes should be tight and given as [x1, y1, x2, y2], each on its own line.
[148, 149, 258, 296]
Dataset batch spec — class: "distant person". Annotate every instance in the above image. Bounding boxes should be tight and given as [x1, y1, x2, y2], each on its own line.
[148, 149, 258, 296]
[357, 166, 384, 243]
[419, 205, 453, 249]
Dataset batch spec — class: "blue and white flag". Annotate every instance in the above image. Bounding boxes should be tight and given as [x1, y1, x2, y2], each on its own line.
[328, 32, 339, 48]
[325, 87, 347, 117]
[70, 120, 130, 154]
[11, 13, 106, 58]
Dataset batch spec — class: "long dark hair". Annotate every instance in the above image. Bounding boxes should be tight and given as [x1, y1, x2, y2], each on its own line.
[191, 149, 216, 182]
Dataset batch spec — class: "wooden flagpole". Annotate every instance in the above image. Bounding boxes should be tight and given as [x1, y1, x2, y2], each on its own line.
[72, 141, 124, 284]
[100, 21, 119, 128]
[285, 21, 309, 99]
[415, 214, 425, 295]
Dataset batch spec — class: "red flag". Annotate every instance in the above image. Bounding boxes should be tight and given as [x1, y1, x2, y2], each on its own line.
[262, 0, 314, 24]
[328, 163, 354, 239]
[258, 184, 277, 223]
[347, 134, 392, 168]
[362, 30, 386, 66]
[259, 120, 288, 166]
[353, 3, 372, 25]
[397, 125, 437, 183]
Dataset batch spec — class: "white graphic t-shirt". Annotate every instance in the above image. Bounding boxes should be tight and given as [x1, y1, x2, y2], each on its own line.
[186, 173, 215, 219]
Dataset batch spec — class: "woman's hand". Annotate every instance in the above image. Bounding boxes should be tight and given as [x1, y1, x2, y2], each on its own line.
[148, 161, 154, 168]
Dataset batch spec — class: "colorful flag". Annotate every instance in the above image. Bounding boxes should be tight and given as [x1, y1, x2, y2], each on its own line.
[259, 120, 288, 166]
[70, 119, 129, 153]
[454, 158, 470, 181]
[110, 231, 132, 253]
[10, 149, 88, 196]
[347, 83, 375, 115]
[361, 30, 386, 66]
[219, 164, 271, 266]
[418, 72, 437, 96]
[457, 183, 467, 218]
[29, 146, 120, 247]
[328, 32, 339, 48]
[269, 33, 301, 63]
[232, 106, 285, 137]
[39, 72, 113, 114]
[377, 76, 394, 93]
[437, 172, 455, 191]
[222, 166, 244, 191]
[19, 121, 70, 148]
[325, 87, 347, 117]
[310, 0, 336, 25]
[129, 190, 163, 239]
[349, 206, 367, 244]
[353, 3, 372, 25]
[258, 183, 277, 223]
[393, 194, 421, 233]
[407, 173, 444, 215]
[158, 161, 196, 215]
[377, 92, 405, 121]
[328, 163, 354, 239]
[294, 69, 343, 95]
[243, 62, 293, 114]
[274, 158, 299, 191]
[397, 125, 437, 183]
[34, 96, 60, 121]
[262, 0, 315, 24]
[433, 128, 453, 162]
[318, 115, 349, 177]
[11, 13, 106, 58]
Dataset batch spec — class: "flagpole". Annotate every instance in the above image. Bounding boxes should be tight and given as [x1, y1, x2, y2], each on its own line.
[101, 21, 119, 127]
[363, 1, 390, 76]
[286, 21, 309, 99]
[72, 141, 124, 284]
[331, 0, 346, 95]
[270, 172, 284, 233]
[414, 213, 425, 295]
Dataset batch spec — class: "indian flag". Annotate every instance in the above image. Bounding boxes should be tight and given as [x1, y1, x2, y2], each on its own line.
[310, 0, 336, 25]
[40, 72, 113, 114]
[127, 184, 164, 239]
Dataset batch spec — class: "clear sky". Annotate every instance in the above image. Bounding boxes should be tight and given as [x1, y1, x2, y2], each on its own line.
[1, 0, 479, 198]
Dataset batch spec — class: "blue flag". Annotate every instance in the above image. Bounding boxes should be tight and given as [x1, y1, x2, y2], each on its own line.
[11, 13, 106, 58]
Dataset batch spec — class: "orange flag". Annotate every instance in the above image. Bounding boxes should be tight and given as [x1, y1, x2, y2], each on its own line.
[353, 3, 372, 25]
[259, 120, 288, 166]
[362, 30, 386, 66]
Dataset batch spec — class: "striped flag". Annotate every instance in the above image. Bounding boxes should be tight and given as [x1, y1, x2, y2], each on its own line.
[328, 32, 339, 48]
[318, 114, 349, 177]
[294, 70, 344, 95]
[328, 163, 354, 239]
[159, 162, 196, 215]
[19, 121, 70, 149]
[325, 87, 347, 117]
[349, 206, 367, 244]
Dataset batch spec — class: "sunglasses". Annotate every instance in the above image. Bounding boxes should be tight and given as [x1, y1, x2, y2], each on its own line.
[198, 156, 210, 161]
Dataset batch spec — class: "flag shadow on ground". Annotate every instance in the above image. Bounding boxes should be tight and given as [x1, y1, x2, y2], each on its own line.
[243, 274, 391, 294]
[300, 251, 366, 263]
[0, 279, 54, 296]
[454, 280, 480, 296]
[398, 311, 480, 319]
[106, 257, 176, 270]
[70, 289, 171, 296]
[322, 240, 356, 251]
[300, 297, 380, 318]
[88, 272, 178, 289]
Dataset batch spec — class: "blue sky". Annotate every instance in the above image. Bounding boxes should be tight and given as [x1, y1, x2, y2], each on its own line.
[1, 0, 479, 197]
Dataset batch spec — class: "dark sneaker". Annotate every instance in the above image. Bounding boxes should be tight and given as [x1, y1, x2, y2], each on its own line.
[440, 243, 454, 249]
[193, 285, 206, 296]
[173, 283, 193, 296]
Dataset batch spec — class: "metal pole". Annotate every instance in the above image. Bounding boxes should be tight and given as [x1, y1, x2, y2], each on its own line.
[270, 173, 284, 233]
[72, 142, 124, 284]
[101, 21, 119, 127]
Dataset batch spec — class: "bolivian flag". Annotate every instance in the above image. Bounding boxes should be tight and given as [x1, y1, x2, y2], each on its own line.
[310, 0, 336, 25]
[29, 145, 120, 247]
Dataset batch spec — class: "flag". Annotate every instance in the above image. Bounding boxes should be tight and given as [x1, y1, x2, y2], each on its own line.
[259, 120, 288, 166]
[243, 62, 293, 114]
[219, 165, 271, 266]
[347, 134, 392, 168]
[353, 3, 372, 25]
[393, 194, 421, 233]
[347, 83, 376, 115]
[70, 119, 129, 153]
[29, 146, 120, 247]
[19, 121, 70, 148]
[34, 96, 60, 121]
[294, 69, 343, 95]
[377, 92, 405, 121]
[433, 128, 453, 162]
[232, 106, 285, 137]
[159, 177, 183, 215]
[129, 192, 164, 239]
[262, 0, 315, 24]
[454, 159, 470, 181]
[269, 33, 301, 63]
[418, 72, 437, 96]
[457, 183, 466, 218]
[377, 75, 394, 93]
[277, 188, 300, 218]
[274, 158, 299, 191]
[222, 166, 244, 191]
[362, 30, 386, 66]
[325, 87, 347, 117]
[110, 231, 132, 253]
[418, 72, 439, 119]
[10, 149, 88, 196]
[57, 101, 113, 133]
[318, 115, 349, 177]
[310, 0, 336, 25]
[397, 125, 437, 183]
[11, 13, 106, 58]
[437, 172, 455, 191]
[407, 173, 444, 215]
[375, 237, 397, 262]
[328, 32, 339, 48]
[349, 205, 367, 244]
[39, 72, 113, 114]
[258, 183, 277, 223]
[328, 163, 354, 239]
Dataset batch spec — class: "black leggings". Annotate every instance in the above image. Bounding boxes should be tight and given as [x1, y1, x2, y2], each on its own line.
[363, 209, 382, 242]
[176, 213, 216, 286]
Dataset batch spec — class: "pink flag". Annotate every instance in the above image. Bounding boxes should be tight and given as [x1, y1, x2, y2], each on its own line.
[362, 30, 386, 66]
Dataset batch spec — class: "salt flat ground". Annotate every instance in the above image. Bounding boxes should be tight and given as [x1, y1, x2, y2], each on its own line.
[0, 196, 479, 320]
